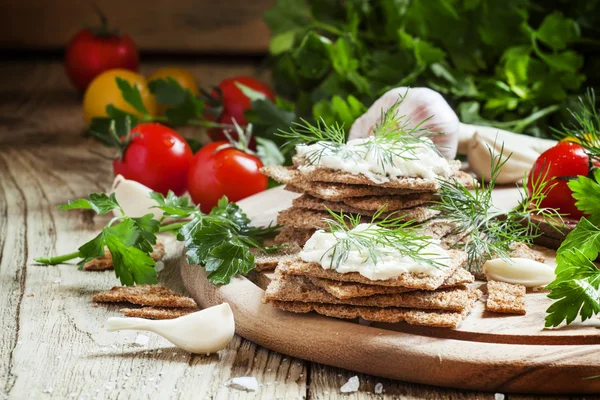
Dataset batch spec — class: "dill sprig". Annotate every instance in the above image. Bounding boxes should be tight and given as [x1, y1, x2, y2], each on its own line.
[277, 94, 441, 172]
[554, 89, 600, 160]
[434, 142, 563, 274]
[319, 208, 448, 271]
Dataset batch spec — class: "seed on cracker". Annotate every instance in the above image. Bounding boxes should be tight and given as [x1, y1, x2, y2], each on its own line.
[486, 280, 526, 315]
[121, 307, 198, 320]
[92, 285, 196, 308]
[83, 242, 165, 271]
[254, 243, 302, 272]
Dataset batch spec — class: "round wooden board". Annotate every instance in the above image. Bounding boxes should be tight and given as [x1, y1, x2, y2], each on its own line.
[182, 186, 600, 394]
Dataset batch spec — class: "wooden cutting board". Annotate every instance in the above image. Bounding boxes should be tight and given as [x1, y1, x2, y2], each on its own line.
[181, 186, 600, 394]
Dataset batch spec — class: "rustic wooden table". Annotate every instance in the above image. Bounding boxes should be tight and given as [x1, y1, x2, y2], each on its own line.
[0, 59, 594, 400]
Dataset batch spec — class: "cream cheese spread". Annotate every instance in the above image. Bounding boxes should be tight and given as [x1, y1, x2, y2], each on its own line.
[299, 224, 451, 280]
[295, 137, 453, 183]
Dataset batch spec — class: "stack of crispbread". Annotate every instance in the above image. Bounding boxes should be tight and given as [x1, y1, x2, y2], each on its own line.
[261, 162, 473, 253]
[264, 250, 481, 328]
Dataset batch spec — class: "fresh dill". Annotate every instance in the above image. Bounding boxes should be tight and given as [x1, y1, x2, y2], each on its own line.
[434, 142, 563, 274]
[554, 89, 600, 160]
[319, 208, 448, 271]
[277, 94, 441, 171]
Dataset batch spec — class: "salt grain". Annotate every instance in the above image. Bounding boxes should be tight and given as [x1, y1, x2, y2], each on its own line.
[226, 377, 259, 392]
[134, 334, 150, 347]
[374, 382, 383, 394]
[340, 376, 359, 393]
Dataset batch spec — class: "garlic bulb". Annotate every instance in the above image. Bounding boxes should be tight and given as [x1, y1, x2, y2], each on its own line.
[111, 175, 163, 219]
[483, 258, 556, 288]
[349, 87, 459, 159]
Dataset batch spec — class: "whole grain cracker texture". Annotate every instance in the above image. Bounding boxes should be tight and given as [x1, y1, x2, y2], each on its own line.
[121, 307, 198, 320]
[254, 243, 302, 272]
[486, 280, 527, 315]
[92, 285, 197, 308]
[277, 249, 466, 290]
[265, 273, 475, 311]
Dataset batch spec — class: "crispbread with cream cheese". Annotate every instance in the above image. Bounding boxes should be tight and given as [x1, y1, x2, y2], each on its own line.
[277, 249, 466, 290]
[277, 207, 439, 230]
[83, 242, 165, 271]
[486, 280, 527, 315]
[265, 273, 475, 311]
[310, 268, 474, 299]
[120, 307, 198, 319]
[254, 243, 302, 271]
[269, 289, 480, 328]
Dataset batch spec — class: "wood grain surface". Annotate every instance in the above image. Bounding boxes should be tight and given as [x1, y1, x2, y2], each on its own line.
[0, 59, 597, 399]
[0, 0, 273, 53]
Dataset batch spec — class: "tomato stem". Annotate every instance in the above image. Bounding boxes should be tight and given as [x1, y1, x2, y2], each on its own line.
[34, 251, 81, 265]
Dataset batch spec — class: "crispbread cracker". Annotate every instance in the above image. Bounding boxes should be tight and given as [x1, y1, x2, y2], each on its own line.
[311, 268, 474, 299]
[273, 226, 316, 246]
[486, 280, 527, 315]
[343, 193, 436, 211]
[83, 242, 165, 271]
[120, 307, 197, 319]
[254, 243, 302, 272]
[277, 207, 438, 230]
[92, 285, 197, 308]
[292, 194, 439, 220]
[265, 273, 474, 311]
[270, 289, 480, 328]
[278, 249, 466, 290]
[508, 242, 546, 263]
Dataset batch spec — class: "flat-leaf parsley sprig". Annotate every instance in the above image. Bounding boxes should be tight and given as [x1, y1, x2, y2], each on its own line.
[545, 168, 600, 327]
[320, 208, 448, 271]
[434, 143, 563, 274]
[35, 192, 278, 286]
[278, 95, 440, 170]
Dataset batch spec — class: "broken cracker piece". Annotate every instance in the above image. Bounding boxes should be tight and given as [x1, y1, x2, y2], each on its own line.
[254, 243, 302, 272]
[83, 242, 165, 271]
[93, 285, 196, 308]
[121, 307, 198, 320]
[486, 280, 526, 315]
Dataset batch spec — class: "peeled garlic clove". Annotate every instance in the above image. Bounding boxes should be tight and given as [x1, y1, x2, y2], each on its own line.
[483, 258, 556, 288]
[349, 87, 459, 159]
[111, 175, 163, 219]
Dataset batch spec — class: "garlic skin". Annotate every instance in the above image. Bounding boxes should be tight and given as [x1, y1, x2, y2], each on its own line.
[349, 87, 459, 159]
[483, 258, 556, 288]
[105, 303, 235, 354]
[111, 174, 163, 219]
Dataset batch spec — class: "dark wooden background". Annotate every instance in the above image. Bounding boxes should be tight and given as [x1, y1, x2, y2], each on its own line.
[0, 0, 274, 54]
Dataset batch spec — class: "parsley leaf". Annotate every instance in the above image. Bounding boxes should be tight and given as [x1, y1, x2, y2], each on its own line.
[556, 218, 600, 263]
[150, 191, 197, 218]
[545, 248, 600, 327]
[58, 193, 121, 215]
[568, 169, 600, 221]
[115, 77, 148, 114]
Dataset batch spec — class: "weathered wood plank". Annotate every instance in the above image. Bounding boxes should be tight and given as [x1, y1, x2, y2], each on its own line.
[0, 0, 273, 53]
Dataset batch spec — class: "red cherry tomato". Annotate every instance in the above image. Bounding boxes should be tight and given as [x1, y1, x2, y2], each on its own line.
[113, 123, 192, 196]
[209, 112, 257, 150]
[65, 28, 139, 92]
[527, 142, 593, 219]
[215, 76, 275, 126]
[187, 142, 267, 213]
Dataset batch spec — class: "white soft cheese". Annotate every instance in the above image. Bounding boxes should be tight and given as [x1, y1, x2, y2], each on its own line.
[299, 224, 450, 280]
[295, 137, 452, 183]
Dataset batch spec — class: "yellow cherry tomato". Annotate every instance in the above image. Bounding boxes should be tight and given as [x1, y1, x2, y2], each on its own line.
[148, 67, 199, 115]
[83, 69, 157, 124]
[560, 133, 597, 145]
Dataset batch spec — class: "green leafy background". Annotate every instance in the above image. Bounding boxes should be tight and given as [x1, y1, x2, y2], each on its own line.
[263, 0, 600, 138]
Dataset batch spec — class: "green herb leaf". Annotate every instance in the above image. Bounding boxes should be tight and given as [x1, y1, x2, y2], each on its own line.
[568, 169, 600, 219]
[58, 193, 121, 215]
[115, 77, 148, 114]
[256, 137, 285, 166]
[204, 241, 254, 284]
[148, 77, 189, 106]
[556, 218, 600, 264]
[545, 248, 600, 327]
[150, 191, 198, 218]
[536, 12, 580, 51]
